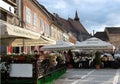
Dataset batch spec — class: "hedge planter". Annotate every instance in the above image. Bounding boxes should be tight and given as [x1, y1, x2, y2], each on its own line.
[94, 52, 101, 69]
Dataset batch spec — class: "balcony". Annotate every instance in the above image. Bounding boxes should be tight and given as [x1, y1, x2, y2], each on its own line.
[3, 0, 17, 6]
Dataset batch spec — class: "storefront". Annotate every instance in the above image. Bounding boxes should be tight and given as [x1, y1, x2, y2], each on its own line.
[0, 20, 55, 54]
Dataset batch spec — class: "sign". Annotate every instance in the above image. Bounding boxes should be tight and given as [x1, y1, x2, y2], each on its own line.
[11, 39, 49, 46]
[0, 0, 14, 14]
[10, 64, 33, 77]
[0, 21, 40, 39]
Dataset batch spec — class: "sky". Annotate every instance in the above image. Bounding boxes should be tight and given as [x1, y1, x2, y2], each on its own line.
[37, 0, 120, 34]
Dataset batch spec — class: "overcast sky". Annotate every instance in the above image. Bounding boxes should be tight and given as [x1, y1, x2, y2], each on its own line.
[37, 0, 120, 34]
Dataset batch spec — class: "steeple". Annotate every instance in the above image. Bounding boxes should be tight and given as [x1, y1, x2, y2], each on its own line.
[74, 10, 79, 21]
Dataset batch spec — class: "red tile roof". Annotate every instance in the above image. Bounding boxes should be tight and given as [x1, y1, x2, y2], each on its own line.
[68, 18, 89, 34]
[57, 17, 73, 32]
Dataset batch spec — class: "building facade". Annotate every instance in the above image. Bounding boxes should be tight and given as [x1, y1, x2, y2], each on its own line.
[0, 0, 90, 55]
[105, 27, 120, 50]
[49, 13, 72, 42]
[50, 13, 77, 43]
[94, 32, 109, 42]
[0, 0, 20, 54]
[13, 0, 57, 54]
[0, 0, 54, 54]
[54, 11, 90, 42]
[94, 27, 120, 50]
[68, 11, 90, 42]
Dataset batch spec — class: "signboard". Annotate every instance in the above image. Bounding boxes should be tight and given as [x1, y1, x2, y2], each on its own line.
[0, 21, 40, 39]
[0, 0, 14, 14]
[10, 64, 33, 77]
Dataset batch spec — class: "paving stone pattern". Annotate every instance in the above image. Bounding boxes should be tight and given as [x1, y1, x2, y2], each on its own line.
[52, 69, 120, 84]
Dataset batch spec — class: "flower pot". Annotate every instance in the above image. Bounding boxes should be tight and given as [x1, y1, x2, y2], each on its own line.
[95, 65, 100, 69]
[17, 56, 24, 61]
[68, 64, 73, 68]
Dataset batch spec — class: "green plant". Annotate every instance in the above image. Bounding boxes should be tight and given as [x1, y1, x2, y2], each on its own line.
[94, 52, 101, 65]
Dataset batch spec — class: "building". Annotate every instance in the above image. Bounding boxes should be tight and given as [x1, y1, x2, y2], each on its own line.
[68, 11, 90, 42]
[105, 27, 120, 49]
[0, 0, 21, 54]
[54, 11, 90, 42]
[0, 0, 90, 54]
[51, 13, 76, 43]
[94, 32, 109, 42]
[0, 0, 19, 25]
[0, 0, 75, 54]
[94, 27, 120, 50]
[0, 0, 54, 54]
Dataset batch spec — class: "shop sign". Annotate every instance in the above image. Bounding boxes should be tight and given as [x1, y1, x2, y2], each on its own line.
[0, 0, 14, 14]
[10, 64, 33, 77]
[1, 22, 40, 39]
[13, 28, 40, 39]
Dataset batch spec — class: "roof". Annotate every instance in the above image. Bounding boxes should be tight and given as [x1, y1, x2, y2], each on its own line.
[105, 27, 120, 34]
[94, 32, 109, 41]
[33, 0, 52, 20]
[52, 14, 69, 32]
[57, 17, 74, 32]
[68, 18, 89, 34]
[51, 14, 77, 33]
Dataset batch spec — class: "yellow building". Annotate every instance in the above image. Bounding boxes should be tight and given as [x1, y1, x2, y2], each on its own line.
[105, 27, 120, 50]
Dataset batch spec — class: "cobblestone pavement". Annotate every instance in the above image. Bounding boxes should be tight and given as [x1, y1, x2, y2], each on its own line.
[52, 69, 120, 84]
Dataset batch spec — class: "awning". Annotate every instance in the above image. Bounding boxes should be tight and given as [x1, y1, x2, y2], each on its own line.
[0, 20, 40, 39]
[11, 38, 55, 47]
[41, 35, 56, 44]
[0, 20, 56, 46]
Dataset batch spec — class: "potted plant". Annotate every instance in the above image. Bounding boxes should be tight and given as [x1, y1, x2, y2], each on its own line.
[94, 52, 101, 69]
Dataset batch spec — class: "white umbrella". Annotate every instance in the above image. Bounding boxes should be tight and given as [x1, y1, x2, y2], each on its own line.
[41, 40, 73, 50]
[72, 37, 115, 50]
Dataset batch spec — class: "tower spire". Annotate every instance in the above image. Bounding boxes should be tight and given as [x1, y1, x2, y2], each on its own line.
[74, 10, 79, 21]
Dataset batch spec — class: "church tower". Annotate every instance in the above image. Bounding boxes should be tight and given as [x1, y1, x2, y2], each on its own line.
[74, 10, 79, 21]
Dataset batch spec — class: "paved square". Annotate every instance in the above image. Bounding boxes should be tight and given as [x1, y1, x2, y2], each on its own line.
[52, 69, 120, 84]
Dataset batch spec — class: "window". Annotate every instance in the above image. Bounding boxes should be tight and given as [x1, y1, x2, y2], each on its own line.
[0, 10, 7, 21]
[39, 18, 44, 34]
[33, 13, 37, 26]
[46, 24, 50, 37]
[44, 22, 50, 37]
[47, 24, 50, 37]
[40, 18, 42, 28]
[26, 7, 31, 23]
[60, 32, 63, 40]
[51, 26, 56, 37]
[58, 31, 60, 40]
[51, 26, 54, 37]
[12, 47, 19, 54]
[53, 28, 56, 38]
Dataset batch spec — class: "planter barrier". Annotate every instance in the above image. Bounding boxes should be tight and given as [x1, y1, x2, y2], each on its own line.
[37, 67, 66, 84]
[1, 54, 66, 84]
[1, 65, 66, 84]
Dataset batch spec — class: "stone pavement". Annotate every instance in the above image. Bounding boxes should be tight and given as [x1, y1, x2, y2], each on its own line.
[52, 69, 120, 84]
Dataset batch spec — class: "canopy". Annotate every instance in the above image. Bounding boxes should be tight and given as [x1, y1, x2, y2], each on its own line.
[72, 37, 115, 50]
[41, 40, 73, 50]
[0, 20, 40, 39]
[0, 20, 56, 46]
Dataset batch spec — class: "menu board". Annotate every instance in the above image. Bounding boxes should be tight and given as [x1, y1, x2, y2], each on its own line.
[10, 64, 33, 77]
